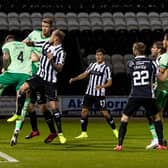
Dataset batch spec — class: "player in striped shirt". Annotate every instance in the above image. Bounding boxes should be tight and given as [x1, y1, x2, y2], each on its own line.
[69, 48, 118, 139]
[8, 29, 67, 144]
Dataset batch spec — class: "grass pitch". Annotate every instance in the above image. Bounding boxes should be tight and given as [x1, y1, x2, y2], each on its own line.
[0, 117, 168, 168]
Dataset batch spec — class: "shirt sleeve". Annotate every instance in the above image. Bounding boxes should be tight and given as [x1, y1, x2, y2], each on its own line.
[33, 41, 47, 48]
[85, 63, 93, 73]
[105, 66, 112, 80]
[159, 54, 168, 69]
[55, 50, 65, 65]
[2, 43, 10, 54]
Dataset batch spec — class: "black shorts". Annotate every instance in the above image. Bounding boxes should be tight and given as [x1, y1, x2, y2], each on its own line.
[26, 75, 58, 103]
[82, 95, 106, 111]
[123, 97, 158, 117]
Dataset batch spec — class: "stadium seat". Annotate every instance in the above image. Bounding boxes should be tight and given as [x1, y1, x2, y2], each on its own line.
[148, 12, 162, 31]
[19, 12, 32, 31]
[111, 54, 123, 64]
[31, 12, 42, 29]
[8, 12, 20, 31]
[0, 12, 8, 30]
[136, 12, 150, 31]
[125, 12, 138, 31]
[160, 12, 168, 31]
[113, 12, 126, 31]
[112, 62, 125, 74]
[101, 12, 114, 31]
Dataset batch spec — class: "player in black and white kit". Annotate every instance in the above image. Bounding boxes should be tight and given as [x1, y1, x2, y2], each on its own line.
[9, 29, 67, 144]
[69, 48, 118, 139]
[114, 42, 168, 151]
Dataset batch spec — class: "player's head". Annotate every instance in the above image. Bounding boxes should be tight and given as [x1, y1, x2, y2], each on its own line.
[151, 41, 164, 58]
[163, 33, 168, 49]
[42, 18, 53, 37]
[95, 48, 106, 63]
[132, 42, 146, 56]
[49, 29, 65, 44]
[4, 35, 15, 43]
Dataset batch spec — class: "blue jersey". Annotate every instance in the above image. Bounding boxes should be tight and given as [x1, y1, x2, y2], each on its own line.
[128, 56, 158, 98]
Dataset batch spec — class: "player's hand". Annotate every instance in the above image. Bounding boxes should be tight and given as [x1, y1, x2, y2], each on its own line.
[47, 52, 54, 61]
[1, 68, 5, 73]
[24, 40, 34, 46]
[96, 85, 104, 90]
[69, 78, 74, 84]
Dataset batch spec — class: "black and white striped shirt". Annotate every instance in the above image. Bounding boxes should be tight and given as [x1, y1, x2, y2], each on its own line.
[85, 62, 112, 96]
[34, 41, 65, 83]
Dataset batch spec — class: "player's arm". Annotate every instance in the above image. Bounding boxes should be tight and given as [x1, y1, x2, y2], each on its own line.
[31, 52, 40, 62]
[96, 79, 112, 90]
[69, 71, 89, 84]
[2, 50, 10, 70]
[157, 68, 168, 81]
[48, 51, 64, 72]
[96, 66, 112, 90]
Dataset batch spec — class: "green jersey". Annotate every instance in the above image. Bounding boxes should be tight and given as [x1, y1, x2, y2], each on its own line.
[2, 41, 32, 75]
[157, 52, 168, 91]
[26, 30, 50, 72]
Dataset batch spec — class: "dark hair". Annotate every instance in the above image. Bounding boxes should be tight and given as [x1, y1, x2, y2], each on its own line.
[42, 17, 53, 26]
[153, 41, 165, 54]
[133, 42, 146, 55]
[5, 34, 15, 43]
[96, 48, 106, 55]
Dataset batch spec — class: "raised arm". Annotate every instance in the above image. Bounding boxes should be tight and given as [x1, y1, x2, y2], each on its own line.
[69, 71, 89, 84]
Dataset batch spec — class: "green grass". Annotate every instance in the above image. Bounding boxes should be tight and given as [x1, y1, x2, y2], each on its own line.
[0, 118, 168, 168]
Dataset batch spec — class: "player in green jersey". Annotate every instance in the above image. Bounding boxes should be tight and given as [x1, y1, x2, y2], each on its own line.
[146, 37, 168, 149]
[8, 18, 56, 145]
[0, 35, 33, 145]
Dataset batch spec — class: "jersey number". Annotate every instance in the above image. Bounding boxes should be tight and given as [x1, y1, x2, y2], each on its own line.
[17, 51, 24, 63]
[133, 70, 149, 86]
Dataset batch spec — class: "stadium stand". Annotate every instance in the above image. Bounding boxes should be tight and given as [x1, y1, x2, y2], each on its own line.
[1, 0, 168, 95]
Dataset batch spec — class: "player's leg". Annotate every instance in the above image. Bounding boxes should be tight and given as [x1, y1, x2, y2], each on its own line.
[101, 109, 118, 138]
[45, 82, 65, 144]
[42, 104, 58, 143]
[144, 98, 167, 150]
[146, 90, 168, 149]
[7, 76, 40, 122]
[146, 116, 158, 149]
[96, 96, 118, 138]
[75, 95, 93, 139]
[75, 107, 89, 139]
[10, 91, 31, 146]
[7, 84, 29, 122]
[25, 90, 40, 139]
[153, 113, 167, 150]
[49, 100, 66, 144]
[25, 102, 40, 139]
[114, 98, 140, 151]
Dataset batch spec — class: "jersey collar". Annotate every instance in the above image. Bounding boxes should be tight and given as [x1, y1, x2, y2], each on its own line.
[135, 55, 146, 59]
[96, 61, 105, 65]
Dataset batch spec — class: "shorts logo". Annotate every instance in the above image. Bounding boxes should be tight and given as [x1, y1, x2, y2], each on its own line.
[100, 100, 106, 108]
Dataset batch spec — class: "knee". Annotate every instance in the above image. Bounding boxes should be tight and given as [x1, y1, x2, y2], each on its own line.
[81, 108, 88, 117]
[19, 82, 29, 93]
[39, 104, 47, 113]
[121, 113, 129, 122]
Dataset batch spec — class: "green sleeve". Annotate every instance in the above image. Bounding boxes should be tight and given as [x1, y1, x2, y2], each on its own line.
[26, 30, 36, 40]
[160, 54, 168, 69]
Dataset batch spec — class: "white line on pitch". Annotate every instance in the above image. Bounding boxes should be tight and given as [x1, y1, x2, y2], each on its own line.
[0, 152, 19, 163]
